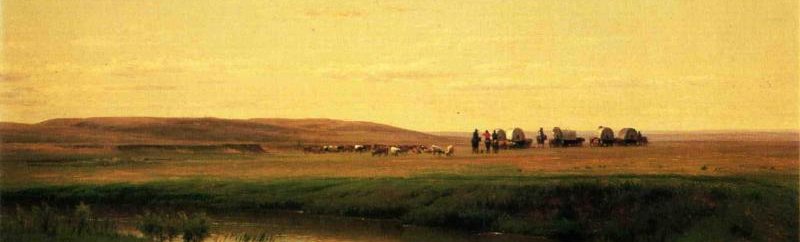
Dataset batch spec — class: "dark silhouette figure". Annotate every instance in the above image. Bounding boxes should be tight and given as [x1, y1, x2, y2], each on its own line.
[471, 129, 481, 153]
[483, 130, 492, 153]
[536, 127, 547, 147]
[491, 130, 500, 153]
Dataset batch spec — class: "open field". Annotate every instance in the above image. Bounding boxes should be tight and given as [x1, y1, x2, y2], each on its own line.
[1, 119, 798, 241]
[1, 141, 797, 186]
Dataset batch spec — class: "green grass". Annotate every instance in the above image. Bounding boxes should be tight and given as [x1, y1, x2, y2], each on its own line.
[2, 175, 797, 241]
[1, 203, 146, 242]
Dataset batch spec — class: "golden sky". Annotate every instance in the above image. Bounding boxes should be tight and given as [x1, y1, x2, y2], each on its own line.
[2, 0, 798, 131]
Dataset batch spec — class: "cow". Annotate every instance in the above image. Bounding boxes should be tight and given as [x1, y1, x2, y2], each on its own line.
[372, 147, 389, 156]
[323, 145, 342, 153]
[303, 145, 323, 154]
[354, 145, 367, 152]
[342, 145, 355, 152]
[430, 145, 445, 156]
[445, 145, 454, 156]
[389, 146, 402, 156]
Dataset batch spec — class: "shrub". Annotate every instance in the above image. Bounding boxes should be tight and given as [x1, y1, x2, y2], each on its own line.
[136, 211, 210, 242]
[1, 202, 139, 242]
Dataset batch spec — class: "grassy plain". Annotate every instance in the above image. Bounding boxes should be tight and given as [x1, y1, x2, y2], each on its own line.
[1, 139, 798, 241]
[1, 141, 796, 186]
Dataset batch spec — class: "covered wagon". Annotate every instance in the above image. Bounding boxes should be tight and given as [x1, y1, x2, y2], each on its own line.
[616, 128, 647, 146]
[495, 129, 509, 149]
[509, 128, 532, 148]
[495, 129, 507, 141]
[593, 126, 615, 147]
[550, 127, 585, 147]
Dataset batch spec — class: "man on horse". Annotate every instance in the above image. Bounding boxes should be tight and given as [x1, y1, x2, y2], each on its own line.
[482, 130, 492, 153]
[471, 129, 480, 153]
[537, 127, 547, 147]
[491, 130, 500, 153]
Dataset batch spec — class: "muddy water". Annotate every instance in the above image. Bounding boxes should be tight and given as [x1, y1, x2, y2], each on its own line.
[117, 211, 552, 242]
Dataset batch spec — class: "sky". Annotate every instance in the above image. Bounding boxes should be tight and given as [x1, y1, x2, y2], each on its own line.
[1, 0, 798, 131]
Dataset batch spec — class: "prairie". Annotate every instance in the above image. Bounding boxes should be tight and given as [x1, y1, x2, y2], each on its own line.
[1, 118, 798, 241]
[1, 141, 796, 186]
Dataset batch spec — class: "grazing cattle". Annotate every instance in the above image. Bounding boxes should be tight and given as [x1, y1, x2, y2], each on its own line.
[372, 147, 389, 156]
[354, 145, 367, 152]
[303, 146, 323, 154]
[445, 145, 454, 156]
[419, 145, 432, 153]
[389, 146, 402, 156]
[430, 145, 445, 156]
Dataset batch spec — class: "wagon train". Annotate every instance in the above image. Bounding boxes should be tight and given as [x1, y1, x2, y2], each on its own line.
[509, 128, 533, 149]
[589, 126, 648, 146]
[616, 127, 648, 146]
[590, 126, 615, 147]
[549, 127, 585, 147]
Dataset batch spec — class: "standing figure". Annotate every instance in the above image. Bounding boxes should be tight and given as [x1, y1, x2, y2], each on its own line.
[471, 129, 481, 153]
[483, 130, 492, 153]
[537, 127, 547, 148]
[491, 130, 500, 153]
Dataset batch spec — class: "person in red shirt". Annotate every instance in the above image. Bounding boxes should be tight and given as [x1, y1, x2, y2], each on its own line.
[482, 130, 492, 153]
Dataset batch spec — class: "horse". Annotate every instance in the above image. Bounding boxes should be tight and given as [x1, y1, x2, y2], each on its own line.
[471, 136, 480, 153]
[589, 137, 600, 147]
[536, 134, 547, 148]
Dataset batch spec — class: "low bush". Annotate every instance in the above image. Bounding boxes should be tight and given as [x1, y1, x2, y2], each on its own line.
[1, 202, 143, 242]
[136, 210, 209, 242]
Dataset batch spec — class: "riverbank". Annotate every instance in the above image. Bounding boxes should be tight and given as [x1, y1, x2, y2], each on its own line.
[3, 175, 797, 241]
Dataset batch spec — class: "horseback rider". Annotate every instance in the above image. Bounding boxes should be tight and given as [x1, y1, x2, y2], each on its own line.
[537, 127, 547, 147]
[483, 130, 492, 153]
[471, 129, 480, 153]
[491, 130, 500, 153]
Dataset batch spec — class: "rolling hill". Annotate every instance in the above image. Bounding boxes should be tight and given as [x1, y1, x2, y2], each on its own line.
[0, 117, 460, 146]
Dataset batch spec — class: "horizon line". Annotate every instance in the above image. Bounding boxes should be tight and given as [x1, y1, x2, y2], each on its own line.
[1, 116, 798, 133]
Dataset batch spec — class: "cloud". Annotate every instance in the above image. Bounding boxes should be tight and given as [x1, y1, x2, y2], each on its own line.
[303, 4, 411, 19]
[104, 84, 178, 91]
[451, 75, 715, 93]
[0, 73, 29, 82]
[448, 79, 563, 92]
[0, 86, 44, 107]
[304, 9, 366, 18]
[0, 86, 36, 99]
[320, 61, 456, 82]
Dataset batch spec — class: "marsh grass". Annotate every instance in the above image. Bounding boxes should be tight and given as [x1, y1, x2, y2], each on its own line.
[233, 231, 273, 242]
[3, 175, 797, 241]
[1, 202, 144, 242]
[136, 211, 210, 242]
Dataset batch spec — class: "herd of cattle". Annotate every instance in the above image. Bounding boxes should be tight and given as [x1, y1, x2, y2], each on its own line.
[303, 144, 455, 156]
[301, 126, 648, 156]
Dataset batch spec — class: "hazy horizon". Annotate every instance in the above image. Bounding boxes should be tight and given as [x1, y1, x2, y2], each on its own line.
[2, 0, 798, 131]
[3, 115, 799, 133]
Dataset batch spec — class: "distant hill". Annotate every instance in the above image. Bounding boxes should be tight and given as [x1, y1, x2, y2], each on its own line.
[0, 117, 460, 146]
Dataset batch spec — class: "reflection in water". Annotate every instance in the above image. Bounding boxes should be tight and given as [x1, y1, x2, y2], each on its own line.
[117, 211, 550, 242]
